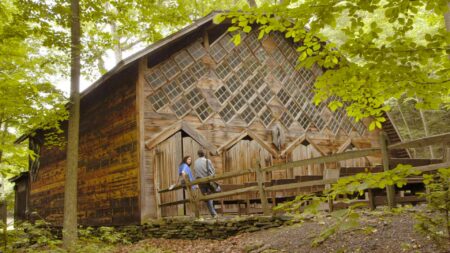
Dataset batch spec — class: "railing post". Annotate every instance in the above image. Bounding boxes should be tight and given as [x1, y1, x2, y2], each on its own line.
[380, 132, 395, 209]
[183, 174, 200, 218]
[256, 166, 270, 215]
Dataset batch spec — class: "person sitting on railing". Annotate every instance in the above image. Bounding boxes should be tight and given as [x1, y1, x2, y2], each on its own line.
[170, 156, 197, 190]
[194, 150, 219, 218]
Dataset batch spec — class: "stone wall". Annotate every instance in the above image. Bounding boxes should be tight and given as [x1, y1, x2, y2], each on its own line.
[120, 215, 299, 242]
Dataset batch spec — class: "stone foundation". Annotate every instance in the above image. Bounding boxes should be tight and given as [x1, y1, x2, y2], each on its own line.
[120, 215, 300, 242]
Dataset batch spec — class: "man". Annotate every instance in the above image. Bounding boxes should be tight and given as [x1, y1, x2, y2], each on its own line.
[194, 150, 218, 218]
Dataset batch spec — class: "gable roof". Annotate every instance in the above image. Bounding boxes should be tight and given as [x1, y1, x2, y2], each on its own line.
[81, 11, 220, 99]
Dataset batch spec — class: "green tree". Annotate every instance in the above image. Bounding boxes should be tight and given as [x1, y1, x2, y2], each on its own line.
[216, 0, 450, 127]
[0, 0, 67, 177]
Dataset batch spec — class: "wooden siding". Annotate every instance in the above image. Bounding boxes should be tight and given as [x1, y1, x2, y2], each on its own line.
[29, 66, 139, 226]
[142, 29, 382, 220]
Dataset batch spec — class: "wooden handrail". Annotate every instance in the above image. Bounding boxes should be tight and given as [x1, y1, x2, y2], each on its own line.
[198, 186, 259, 201]
[388, 132, 450, 150]
[158, 148, 380, 193]
[262, 148, 381, 173]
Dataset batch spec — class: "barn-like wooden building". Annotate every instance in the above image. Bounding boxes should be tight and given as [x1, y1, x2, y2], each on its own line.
[13, 12, 407, 226]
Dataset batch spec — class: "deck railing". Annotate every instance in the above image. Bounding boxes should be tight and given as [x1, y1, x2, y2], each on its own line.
[158, 132, 450, 217]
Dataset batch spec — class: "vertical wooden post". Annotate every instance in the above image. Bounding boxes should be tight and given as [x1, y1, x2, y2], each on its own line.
[256, 166, 270, 215]
[367, 189, 376, 210]
[380, 132, 395, 209]
[183, 175, 200, 218]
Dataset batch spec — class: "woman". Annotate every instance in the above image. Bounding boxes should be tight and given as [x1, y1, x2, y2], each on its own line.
[170, 156, 197, 190]
[178, 156, 195, 184]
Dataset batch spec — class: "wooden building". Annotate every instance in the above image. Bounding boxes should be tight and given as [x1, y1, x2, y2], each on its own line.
[13, 12, 406, 226]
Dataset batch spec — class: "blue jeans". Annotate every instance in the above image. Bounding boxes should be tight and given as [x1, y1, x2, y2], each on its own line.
[199, 183, 217, 217]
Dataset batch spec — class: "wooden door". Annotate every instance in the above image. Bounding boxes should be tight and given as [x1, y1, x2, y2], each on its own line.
[290, 142, 325, 177]
[154, 132, 183, 217]
[224, 137, 272, 185]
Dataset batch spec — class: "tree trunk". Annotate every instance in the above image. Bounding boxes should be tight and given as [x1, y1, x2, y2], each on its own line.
[247, 0, 257, 7]
[63, 0, 81, 250]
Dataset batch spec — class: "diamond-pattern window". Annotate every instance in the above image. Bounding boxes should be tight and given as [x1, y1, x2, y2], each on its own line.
[302, 84, 315, 100]
[210, 43, 227, 63]
[195, 101, 213, 122]
[190, 62, 208, 79]
[355, 121, 366, 136]
[291, 72, 305, 89]
[225, 74, 240, 93]
[303, 103, 316, 117]
[278, 38, 291, 53]
[145, 68, 166, 89]
[250, 95, 265, 113]
[285, 79, 297, 95]
[236, 44, 251, 60]
[214, 86, 231, 104]
[287, 101, 302, 119]
[282, 62, 295, 77]
[260, 108, 273, 127]
[160, 59, 180, 80]
[171, 97, 191, 118]
[272, 48, 285, 64]
[163, 80, 183, 100]
[246, 32, 260, 51]
[294, 93, 308, 108]
[236, 64, 252, 83]
[230, 94, 246, 112]
[242, 85, 256, 101]
[174, 50, 194, 70]
[147, 90, 169, 111]
[298, 115, 312, 130]
[219, 104, 236, 123]
[272, 32, 284, 46]
[249, 72, 265, 91]
[246, 56, 259, 73]
[186, 87, 204, 107]
[280, 111, 294, 128]
[328, 118, 341, 134]
[273, 67, 287, 83]
[215, 60, 233, 79]
[241, 106, 257, 125]
[177, 71, 196, 90]
[285, 46, 298, 63]
[187, 41, 206, 60]
[314, 117, 327, 131]
[260, 86, 274, 102]
[228, 51, 241, 69]
[254, 47, 268, 62]
[277, 89, 291, 106]
[219, 34, 235, 52]
[341, 119, 353, 134]
[299, 68, 314, 84]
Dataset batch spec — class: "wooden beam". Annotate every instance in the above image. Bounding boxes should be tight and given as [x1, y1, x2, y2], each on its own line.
[306, 136, 326, 156]
[265, 178, 336, 192]
[414, 162, 450, 173]
[199, 186, 259, 201]
[280, 134, 306, 157]
[217, 130, 248, 153]
[262, 148, 381, 173]
[180, 122, 218, 155]
[381, 132, 395, 209]
[145, 121, 182, 150]
[388, 132, 450, 150]
[389, 158, 443, 167]
[336, 139, 352, 154]
[159, 199, 190, 207]
[247, 130, 279, 158]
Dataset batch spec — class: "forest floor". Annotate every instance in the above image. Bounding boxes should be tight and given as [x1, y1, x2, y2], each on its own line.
[114, 206, 449, 253]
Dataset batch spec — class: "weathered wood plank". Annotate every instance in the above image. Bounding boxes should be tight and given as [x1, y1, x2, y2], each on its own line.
[199, 186, 259, 201]
[388, 132, 450, 150]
